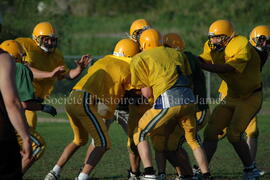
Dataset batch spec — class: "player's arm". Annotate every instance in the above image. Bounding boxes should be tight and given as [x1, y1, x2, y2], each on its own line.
[0, 53, 32, 159]
[27, 65, 65, 79]
[63, 54, 91, 80]
[198, 56, 235, 73]
[21, 100, 57, 116]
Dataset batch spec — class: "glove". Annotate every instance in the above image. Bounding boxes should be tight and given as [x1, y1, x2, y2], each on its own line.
[41, 104, 57, 116]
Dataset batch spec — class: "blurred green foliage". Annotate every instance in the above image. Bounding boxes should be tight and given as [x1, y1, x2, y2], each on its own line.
[0, 0, 270, 97]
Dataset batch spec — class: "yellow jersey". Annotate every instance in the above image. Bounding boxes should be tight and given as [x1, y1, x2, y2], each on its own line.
[200, 35, 261, 98]
[130, 46, 191, 102]
[73, 55, 133, 118]
[16, 37, 68, 99]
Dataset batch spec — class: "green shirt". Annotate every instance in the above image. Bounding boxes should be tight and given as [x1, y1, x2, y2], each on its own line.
[15, 63, 35, 102]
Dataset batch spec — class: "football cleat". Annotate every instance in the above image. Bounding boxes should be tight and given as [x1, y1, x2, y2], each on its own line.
[44, 170, 60, 180]
[128, 170, 141, 180]
[175, 175, 196, 180]
[158, 173, 166, 180]
[140, 174, 159, 180]
[192, 165, 202, 179]
[243, 167, 261, 180]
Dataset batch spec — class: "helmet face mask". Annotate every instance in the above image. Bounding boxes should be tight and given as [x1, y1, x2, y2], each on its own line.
[131, 25, 151, 42]
[208, 34, 230, 52]
[252, 35, 270, 52]
[34, 35, 57, 53]
[208, 20, 235, 52]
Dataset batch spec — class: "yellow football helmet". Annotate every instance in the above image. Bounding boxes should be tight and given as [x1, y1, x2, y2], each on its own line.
[32, 22, 57, 53]
[139, 28, 161, 51]
[208, 19, 235, 51]
[249, 25, 270, 52]
[113, 38, 140, 57]
[129, 19, 151, 41]
[163, 33, 185, 51]
[0, 40, 26, 63]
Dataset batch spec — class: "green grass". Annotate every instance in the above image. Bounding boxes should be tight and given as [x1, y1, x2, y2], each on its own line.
[24, 114, 270, 180]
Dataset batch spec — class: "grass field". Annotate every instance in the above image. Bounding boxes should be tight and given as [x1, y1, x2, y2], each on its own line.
[24, 109, 270, 180]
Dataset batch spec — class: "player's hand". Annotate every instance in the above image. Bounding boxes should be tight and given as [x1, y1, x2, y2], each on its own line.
[21, 137, 32, 161]
[50, 66, 65, 78]
[75, 54, 92, 69]
[41, 104, 57, 116]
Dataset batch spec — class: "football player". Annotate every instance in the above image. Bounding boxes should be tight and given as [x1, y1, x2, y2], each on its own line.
[0, 40, 60, 174]
[152, 32, 210, 180]
[130, 28, 211, 180]
[16, 21, 90, 129]
[199, 20, 262, 180]
[45, 38, 139, 180]
[218, 25, 270, 176]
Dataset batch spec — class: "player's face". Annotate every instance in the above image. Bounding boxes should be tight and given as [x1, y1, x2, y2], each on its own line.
[208, 35, 227, 51]
[41, 36, 57, 46]
[40, 36, 58, 53]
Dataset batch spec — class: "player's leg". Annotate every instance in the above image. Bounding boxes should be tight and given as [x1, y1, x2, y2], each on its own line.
[203, 102, 233, 163]
[245, 117, 259, 163]
[127, 104, 150, 179]
[77, 92, 111, 180]
[180, 113, 211, 179]
[134, 106, 181, 179]
[226, 91, 262, 179]
[45, 91, 89, 180]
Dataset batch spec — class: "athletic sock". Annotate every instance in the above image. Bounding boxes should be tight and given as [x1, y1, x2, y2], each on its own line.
[52, 165, 61, 176]
[78, 172, 88, 180]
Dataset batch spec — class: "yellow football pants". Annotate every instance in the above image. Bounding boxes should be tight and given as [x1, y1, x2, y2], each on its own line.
[127, 104, 152, 154]
[135, 104, 200, 152]
[150, 108, 209, 152]
[66, 90, 111, 149]
[25, 110, 37, 129]
[204, 91, 262, 143]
